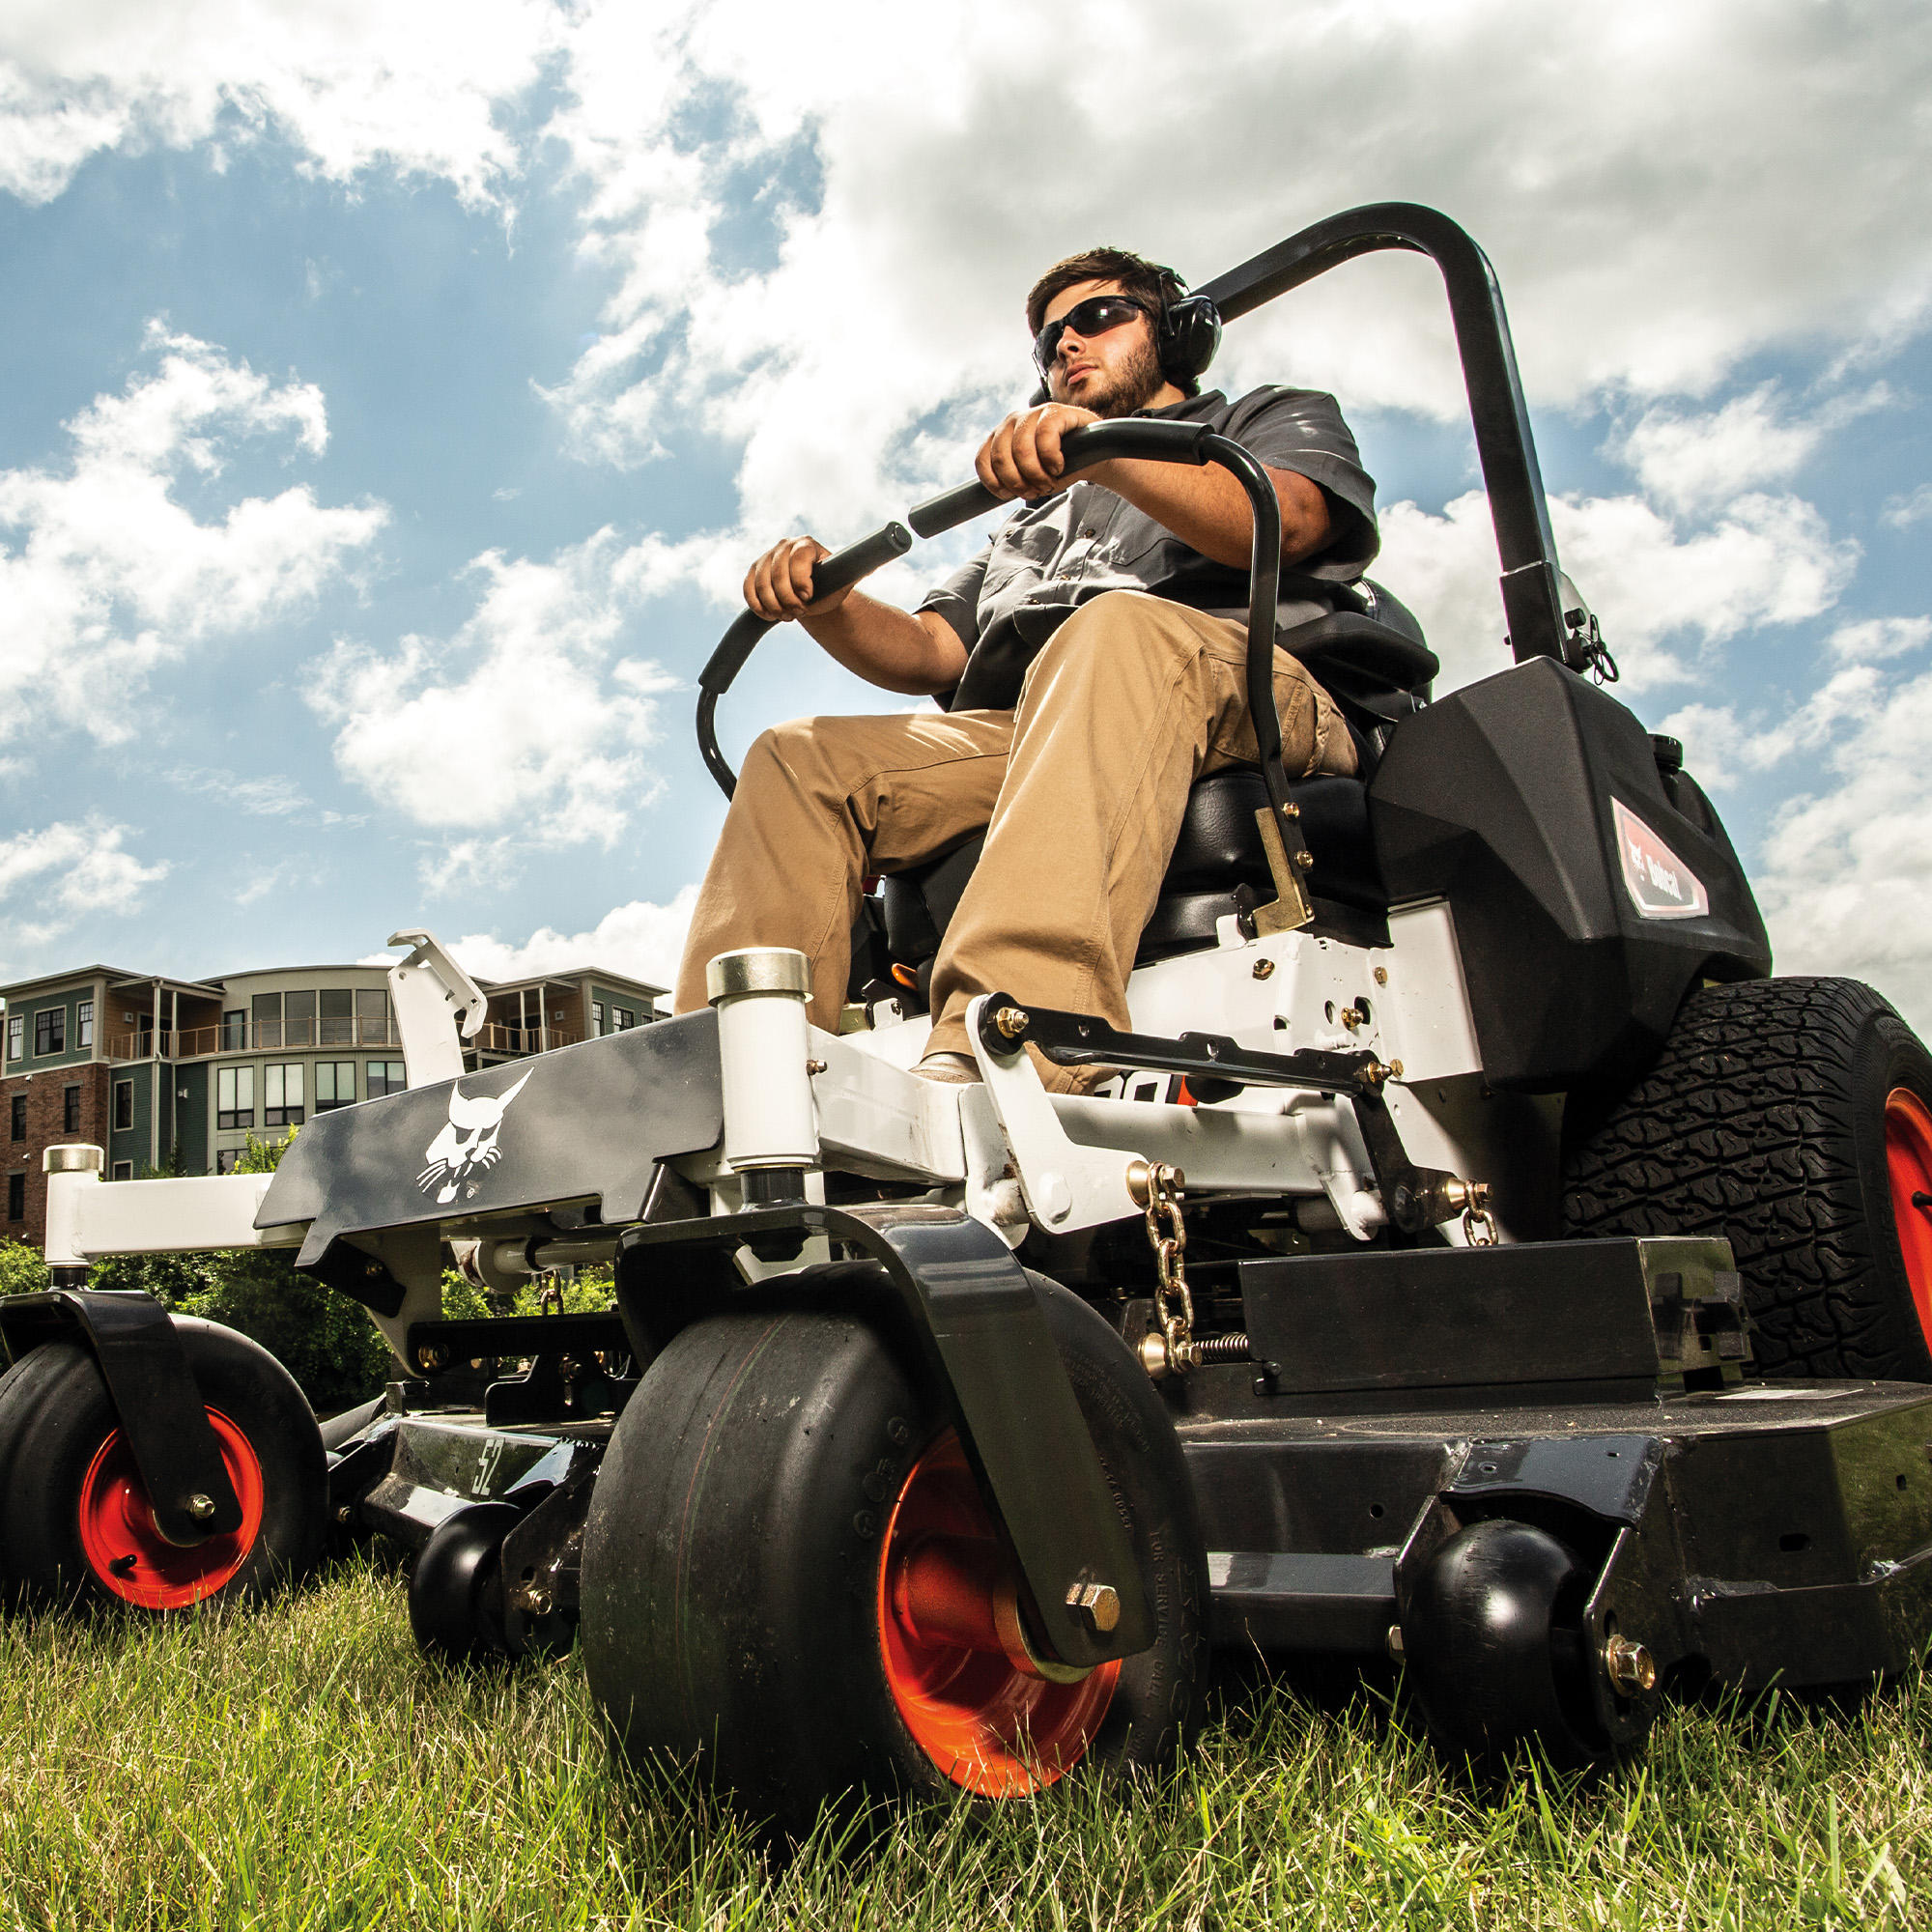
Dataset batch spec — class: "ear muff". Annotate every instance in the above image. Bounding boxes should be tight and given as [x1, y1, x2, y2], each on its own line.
[1156, 294, 1222, 384]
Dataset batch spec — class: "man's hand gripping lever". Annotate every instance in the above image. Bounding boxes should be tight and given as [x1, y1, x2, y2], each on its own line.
[696, 521, 914, 799]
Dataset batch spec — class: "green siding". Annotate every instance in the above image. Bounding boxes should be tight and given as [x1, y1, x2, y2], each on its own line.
[13, 990, 95, 1072]
[108, 1065, 153, 1175]
[174, 1063, 210, 1174]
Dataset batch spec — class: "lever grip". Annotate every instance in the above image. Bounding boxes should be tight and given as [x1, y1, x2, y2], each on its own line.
[697, 521, 913, 694]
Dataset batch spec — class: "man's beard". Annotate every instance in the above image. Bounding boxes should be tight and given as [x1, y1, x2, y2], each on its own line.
[1060, 332, 1166, 417]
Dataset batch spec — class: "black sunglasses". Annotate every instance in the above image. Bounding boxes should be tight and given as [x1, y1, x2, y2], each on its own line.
[1033, 294, 1155, 373]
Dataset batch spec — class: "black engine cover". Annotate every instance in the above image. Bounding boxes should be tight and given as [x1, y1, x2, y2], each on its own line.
[1370, 658, 1770, 1091]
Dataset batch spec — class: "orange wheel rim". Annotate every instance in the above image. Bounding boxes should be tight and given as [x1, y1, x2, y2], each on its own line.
[877, 1431, 1119, 1797]
[76, 1407, 266, 1609]
[1886, 1087, 1932, 1355]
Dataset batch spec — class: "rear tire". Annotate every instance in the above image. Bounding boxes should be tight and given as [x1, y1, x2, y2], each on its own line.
[0, 1317, 327, 1611]
[580, 1276, 1208, 1830]
[1563, 978, 1932, 1380]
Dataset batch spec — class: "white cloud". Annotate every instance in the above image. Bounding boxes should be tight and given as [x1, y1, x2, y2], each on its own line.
[313, 526, 696, 851]
[432, 885, 700, 994]
[1611, 384, 1889, 515]
[0, 817, 168, 953]
[1882, 484, 1932, 530]
[1375, 487, 1860, 696]
[1828, 616, 1932, 665]
[167, 766, 311, 815]
[0, 324, 385, 746]
[0, 0, 555, 208]
[1750, 664, 1932, 1037]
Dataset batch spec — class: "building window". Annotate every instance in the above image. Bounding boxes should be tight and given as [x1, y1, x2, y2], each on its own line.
[6, 1173, 22, 1221]
[357, 988, 390, 1045]
[216, 1065, 254, 1130]
[284, 989, 316, 1048]
[366, 1060, 407, 1098]
[251, 992, 283, 1051]
[314, 1062, 356, 1112]
[111, 1160, 133, 1181]
[264, 1063, 305, 1128]
[35, 1008, 65, 1056]
[113, 1080, 133, 1132]
[590, 1001, 605, 1037]
[320, 987, 354, 1045]
[63, 1085, 81, 1133]
[214, 1149, 241, 1175]
[77, 1000, 94, 1049]
[612, 1006, 636, 1033]
[9, 1095, 23, 1142]
[5, 1014, 20, 1062]
[220, 1009, 245, 1051]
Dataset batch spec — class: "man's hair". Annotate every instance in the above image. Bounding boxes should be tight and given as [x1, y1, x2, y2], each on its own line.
[1025, 248, 1198, 395]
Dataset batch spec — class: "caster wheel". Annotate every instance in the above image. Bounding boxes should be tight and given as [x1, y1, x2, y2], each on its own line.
[0, 1317, 327, 1612]
[1403, 1518, 1619, 1770]
[580, 1272, 1208, 1829]
[409, 1501, 522, 1662]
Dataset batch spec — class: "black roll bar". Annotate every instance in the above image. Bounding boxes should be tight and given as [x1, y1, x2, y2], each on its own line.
[693, 202, 1577, 799]
[1195, 201, 1573, 668]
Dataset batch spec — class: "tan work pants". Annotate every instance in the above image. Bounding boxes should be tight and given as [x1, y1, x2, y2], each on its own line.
[674, 591, 1356, 1082]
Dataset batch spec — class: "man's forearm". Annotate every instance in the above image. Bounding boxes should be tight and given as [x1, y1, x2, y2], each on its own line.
[1088, 458, 1332, 569]
[801, 592, 968, 696]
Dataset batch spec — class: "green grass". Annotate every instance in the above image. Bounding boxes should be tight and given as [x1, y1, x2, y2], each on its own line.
[3, 1555, 1929, 1930]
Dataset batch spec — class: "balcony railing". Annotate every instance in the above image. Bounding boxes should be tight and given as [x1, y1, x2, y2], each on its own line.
[105, 1018, 594, 1063]
[106, 1019, 405, 1063]
[471, 1023, 584, 1056]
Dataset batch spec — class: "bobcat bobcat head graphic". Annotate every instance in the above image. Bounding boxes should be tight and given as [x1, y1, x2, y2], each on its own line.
[417, 1070, 533, 1206]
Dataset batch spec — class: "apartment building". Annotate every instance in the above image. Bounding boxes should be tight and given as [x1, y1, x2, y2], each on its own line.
[1, 957, 666, 1249]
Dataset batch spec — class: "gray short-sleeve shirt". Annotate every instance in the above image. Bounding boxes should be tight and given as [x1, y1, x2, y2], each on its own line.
[919, 385, 1378, 713]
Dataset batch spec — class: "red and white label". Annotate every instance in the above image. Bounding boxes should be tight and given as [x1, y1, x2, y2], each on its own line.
[1612, 799, 1709, 920]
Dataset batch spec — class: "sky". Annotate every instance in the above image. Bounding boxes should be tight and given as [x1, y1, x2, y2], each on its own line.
[1, 0, 1929, 1029]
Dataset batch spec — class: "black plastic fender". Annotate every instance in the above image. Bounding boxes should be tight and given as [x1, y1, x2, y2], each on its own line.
[0, 1289, 242, 1541]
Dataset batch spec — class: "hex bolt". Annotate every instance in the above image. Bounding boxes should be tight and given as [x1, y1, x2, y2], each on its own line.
[992, 1005, 1031, 1040]
[335, 1505, 356, 1527]
[1065, 1579, 1122, 1634]
[1604, 1634, 1658, 1694]
[1252, 958, 1276, 980]
[185, 1492, 216, 1522]
[1374, 966, 1389, 986]
[1385, 1623, 1406, 1662]
[1293, 848, 1316, 869]
[525, 1586, 554, 1617]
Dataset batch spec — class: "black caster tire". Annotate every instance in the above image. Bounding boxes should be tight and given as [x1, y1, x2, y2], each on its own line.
[580, 1276, 1208, 1830]
[1564, 978, 1932, 1380]
[0, 1316, 327, 1612]
[1403, 1519, 1611, 1771]
[409, 1501, 522, 1662]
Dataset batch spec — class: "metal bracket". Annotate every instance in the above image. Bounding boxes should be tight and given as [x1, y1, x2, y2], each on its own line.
[386, 929, 487, 1089]
[618, 1199, 1151, 1669]
[0, 1291, 242, 1542]
[1349, 1086, 1490, 1236]
[1251, 803, 1316, 935]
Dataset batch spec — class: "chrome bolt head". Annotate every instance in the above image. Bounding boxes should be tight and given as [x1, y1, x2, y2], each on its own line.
[992, 1004, 1031, 1040]
[1604, 1634, 1657, 1694]
[185, 1492, 216, 1521]
[1252, 958, 1276, 980]
[1385, 1623, 1406, 1662]
[1065, 1579, 1121, 1634]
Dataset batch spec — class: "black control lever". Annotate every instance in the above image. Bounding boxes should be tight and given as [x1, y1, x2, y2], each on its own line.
[696, 521, 913, 798]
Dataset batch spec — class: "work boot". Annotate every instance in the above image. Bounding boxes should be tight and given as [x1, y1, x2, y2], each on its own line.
[912, 1051, 980, 1084]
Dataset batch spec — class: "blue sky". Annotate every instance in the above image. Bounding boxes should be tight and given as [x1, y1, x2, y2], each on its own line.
[2, 0, 1929, 1028]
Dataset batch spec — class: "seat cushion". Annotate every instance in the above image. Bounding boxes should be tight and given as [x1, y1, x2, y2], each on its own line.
[1165, 767, 1386, 910]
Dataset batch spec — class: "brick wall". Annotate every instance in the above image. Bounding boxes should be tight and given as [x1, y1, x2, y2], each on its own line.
[3, 1063, 112, 1250]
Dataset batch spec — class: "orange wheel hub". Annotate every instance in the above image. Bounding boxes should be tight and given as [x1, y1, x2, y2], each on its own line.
[1886, 1087, 1932, 1356]
[877, 1431, 1119, 1796]
[76, 1407, 265, 1609]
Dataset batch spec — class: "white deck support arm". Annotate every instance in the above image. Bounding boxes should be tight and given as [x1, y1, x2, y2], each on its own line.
[386, 929, 487, 1089]
[43, 1146, 301, 1269]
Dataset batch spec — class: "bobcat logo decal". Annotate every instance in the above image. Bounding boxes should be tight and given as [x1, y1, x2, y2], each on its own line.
[417, 1070, 533, 1205]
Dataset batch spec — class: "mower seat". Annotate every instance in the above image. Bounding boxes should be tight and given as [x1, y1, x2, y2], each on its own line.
[878, 596, 1436, 982]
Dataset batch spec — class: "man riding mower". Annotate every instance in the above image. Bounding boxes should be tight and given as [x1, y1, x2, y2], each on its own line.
[9, 205, 1932, 1836]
